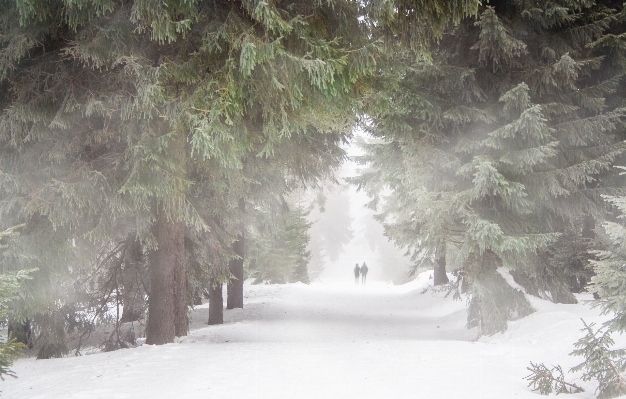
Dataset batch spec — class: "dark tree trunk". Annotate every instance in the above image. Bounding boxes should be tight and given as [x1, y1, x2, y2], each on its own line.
[120, 237, 146, 323]
[227, 199, 245, 309]
[227, 234, 244, 309]
[582, 214, 597, 297]
[208, 278, 224, 325]
[582, 215, 595, 240]
[173, 252, 188, 336]
[8, 320, 33, 348]
[145, 212, 185, 345]
[192, 287, 203, 306]
[433, 242, 449, 286]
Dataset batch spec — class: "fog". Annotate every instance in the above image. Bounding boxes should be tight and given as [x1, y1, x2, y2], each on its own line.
[308, 137, 412, 285]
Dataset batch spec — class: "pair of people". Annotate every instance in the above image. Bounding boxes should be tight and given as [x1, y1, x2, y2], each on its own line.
[353, 262, 369, 284]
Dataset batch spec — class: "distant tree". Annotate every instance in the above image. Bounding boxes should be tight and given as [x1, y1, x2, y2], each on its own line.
[306, 184, 356, 281]
[227, 199, 245, 310]
[247, 205, 312, 284]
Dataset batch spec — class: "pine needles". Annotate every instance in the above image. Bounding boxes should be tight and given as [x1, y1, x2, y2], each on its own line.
[570, 320, 626, 399]
[525, 362, 584, 395]
[526, 319, 626, 398]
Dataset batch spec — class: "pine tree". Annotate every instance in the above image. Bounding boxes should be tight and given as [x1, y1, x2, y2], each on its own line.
[570, 320, 626, 399]
[0, 225, 32, 379]
[354, 1, 626, 335]
[0, 0, 377, 346]
[307, 184, 355, 278]
[589, 169, 626, 332]
[366, 0, 481, 56]
[247, 205, 312, 284]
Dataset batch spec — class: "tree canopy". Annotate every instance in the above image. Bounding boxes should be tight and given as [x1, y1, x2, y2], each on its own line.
[1, 0, 626, 360]
[352, 0, 626, 335]
[0, 0, 378, 348]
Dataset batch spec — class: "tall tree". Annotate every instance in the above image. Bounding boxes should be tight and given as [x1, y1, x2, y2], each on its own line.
[0, 0, 377, 346]
[589, 173, 626, 333]
[354, 1, 626, 335]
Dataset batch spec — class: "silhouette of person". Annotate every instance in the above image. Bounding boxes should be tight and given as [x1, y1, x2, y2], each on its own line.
[361, 262, 368, 284]
[354, 263, 361, 284]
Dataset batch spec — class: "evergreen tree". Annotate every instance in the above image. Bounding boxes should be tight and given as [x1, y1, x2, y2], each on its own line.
[570, 320, 626, 399]
[589, 169, 626, 332]
[0, 0, 377, 346]
[247, 205, 312, 284]
[307, 185, 355, 270]
[353, 1, 626, 335]
[0, 225, 32, 379]
[524, 362, 584, 395]
[366, 0, 481, 56]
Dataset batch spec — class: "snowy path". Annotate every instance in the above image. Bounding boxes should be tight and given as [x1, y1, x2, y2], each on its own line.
[1, 274, 619, 398]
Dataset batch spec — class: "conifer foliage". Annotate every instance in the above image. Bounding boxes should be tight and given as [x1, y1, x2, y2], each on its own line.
[354, 0, 626, 335]
[0, 0, 376, 347]
[589, 168, 626, 333]
[524, 362, 584, 395]
[570, 320, 626, 399]
[527, 319, 626, 398]
[0, 225, 32, 379]
[247, 205, 312, 284]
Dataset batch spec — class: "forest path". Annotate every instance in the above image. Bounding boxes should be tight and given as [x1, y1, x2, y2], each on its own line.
[185, 279, 475, 344]
[2, 275, 576, 399]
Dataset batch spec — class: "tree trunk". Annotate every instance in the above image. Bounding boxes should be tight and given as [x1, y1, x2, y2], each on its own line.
[227, 199, 245, 309]
[208, 278, 223, 325]
[120, 237, 145, 323]
[582, 215, 595, 240]
[582, 214, 598, 296]
[173, 249, 188, 336]
[145, 212, 185, 345]
[227, 236, 244, 309]
[146, 129, 188, 342]
[433, 242, 449, 286]
[8, 319, 32, 349]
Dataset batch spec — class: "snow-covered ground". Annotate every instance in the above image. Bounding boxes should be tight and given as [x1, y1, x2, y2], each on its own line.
[3, 272, 625, 399]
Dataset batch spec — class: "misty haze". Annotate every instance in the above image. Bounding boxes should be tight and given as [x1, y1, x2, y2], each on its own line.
[2, 1, 626, 399]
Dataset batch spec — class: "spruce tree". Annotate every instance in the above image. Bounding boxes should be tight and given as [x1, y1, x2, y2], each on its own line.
[247, 204, 312, 284]
[307, 184, 355, 278]
[0, 0, 376, 346]
[570, 320, 626, 399]
[354, 1, 626, 335]
[589, 171, 626, 332]
[0, 225, 32, 379]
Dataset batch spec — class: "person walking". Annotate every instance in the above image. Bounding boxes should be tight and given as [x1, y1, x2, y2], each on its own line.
[361, 262, 368, 284]
[353, 263, 361, 284]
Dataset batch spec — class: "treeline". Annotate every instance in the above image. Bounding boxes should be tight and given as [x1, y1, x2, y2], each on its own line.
[0, 0, 377, 360]
[1, 0, 626, 389]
